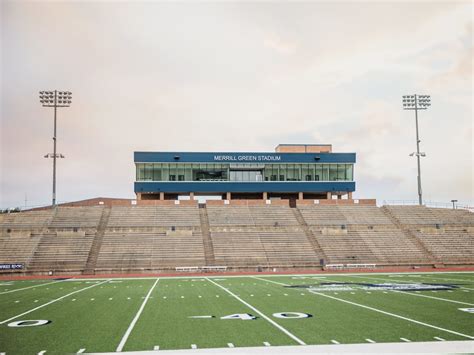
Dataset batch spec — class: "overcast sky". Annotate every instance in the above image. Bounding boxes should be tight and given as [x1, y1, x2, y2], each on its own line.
[1, 0, 472, 208]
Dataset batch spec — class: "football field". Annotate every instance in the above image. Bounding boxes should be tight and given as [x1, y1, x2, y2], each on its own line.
[0, 271, 473, 354]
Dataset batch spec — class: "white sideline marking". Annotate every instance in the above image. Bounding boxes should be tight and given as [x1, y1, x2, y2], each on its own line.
[77, 349, 86, 353]
[400, 338, 410, 342]
[263, 342, 271, 346]
[206, 277, 306, 345]
[116, 278, 159, 352]
[366, 338, 376, 343]
[0, 280, 110, 325]
[391, 290, 474, 306]
[0, 280, 65, 295]
[434, 337, 445, 341]
[191, 344, 197, 349]
[252, 276, 474, 340]
[38, 351, 46, 355]
[331, 340, 340, 344]
[153, 345, 160, 350]
[227, 343, 234, 348]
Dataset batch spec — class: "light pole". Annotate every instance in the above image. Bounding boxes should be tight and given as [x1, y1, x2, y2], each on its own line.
[451, 199, 458, 210]
[403, 94, 431, 206]
[39, 91, 72, 207]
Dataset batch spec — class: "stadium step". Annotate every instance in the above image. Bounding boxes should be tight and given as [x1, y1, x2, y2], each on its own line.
[83, 207, 112, 275]
[292, 208, 327, 265]
[199, 205, 216, 266]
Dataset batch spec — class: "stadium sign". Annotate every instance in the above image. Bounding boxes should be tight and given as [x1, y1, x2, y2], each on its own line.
[0, 263, 24, 270]
[213, 155, 282, 162]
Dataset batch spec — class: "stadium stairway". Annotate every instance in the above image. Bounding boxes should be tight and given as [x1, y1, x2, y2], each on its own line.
[291, 208, 328, 263]
[380, 206, 441, 265]
[198, 205, 216, 266]
[83, 206, 111, 275]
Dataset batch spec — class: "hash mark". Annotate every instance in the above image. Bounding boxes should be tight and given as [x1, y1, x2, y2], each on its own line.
[263, 342, 271, 346]
[191, 344, 197, 349]
[434, 337, 445, 341]
[227, 343, 234, 348]
[365, 338, 376, 343]
[153, 345, 160, 350]
[400, 338, 410, 342]
[77, 349, 86, 353]
[331, 340, 340, 344]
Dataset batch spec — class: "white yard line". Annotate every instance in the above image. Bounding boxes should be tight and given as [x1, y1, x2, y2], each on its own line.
[0, 280, 66, 295]
[205, 277, 306, 345]
[252, 277, 474, 340]
[0, 280, 110, 325]
[116, 278, 159, 352]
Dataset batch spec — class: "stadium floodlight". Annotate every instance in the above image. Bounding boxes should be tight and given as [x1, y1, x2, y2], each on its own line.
[403, 94, 431, 206]
[451, 199, 458, 210]
[39, 90, 72, 207]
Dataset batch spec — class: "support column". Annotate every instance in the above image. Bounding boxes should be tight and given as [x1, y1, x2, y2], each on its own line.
[348, 192, 353, 199]
[136, 193, 142, 200]
[226, 192, 231, 200]
[263, 192, 268, 200]
[159, 192, 164, 201]
[326, 192, 332, 200]
[190, 192, 194, 200]
[298, 192, 304, 200]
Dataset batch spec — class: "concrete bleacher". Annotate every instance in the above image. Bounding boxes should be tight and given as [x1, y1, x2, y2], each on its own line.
[49, 207, 103, 229]
[207, 206, 299, 226]
[0, 233, 41, 265]
[95, 231, 206, 270]
[0, 204, 472, 274]
[0, 210, 54, 230]
[27, 232, 94, 272]
[107, 206, 201, 228]
[298, 205, 392, 226]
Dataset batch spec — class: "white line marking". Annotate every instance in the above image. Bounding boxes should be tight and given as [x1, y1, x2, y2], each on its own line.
[366, 338, 376, 343]
[38, 351, 46, 355]
[0, 280, 65, 294]
[191, 344, 197, 349]
[331, 340, 340, 344]
[227, 343, 234, 348]
[252, 276, 474, 340]
[263, 342, 271, 346]
[434, 337, 445, 341]
[116, 278, 159, 352]
[400, 338, 410, 342]
[77, 349, 86, 353]
[153, 345, 160, 350]
[334, 274, 474, 305]
[206, 277, 306, 345]
[188, 315, 213, 319]
[0, 280, 110, 325]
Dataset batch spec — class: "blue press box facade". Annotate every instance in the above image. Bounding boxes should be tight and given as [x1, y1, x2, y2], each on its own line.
[134, 145, 356, 200]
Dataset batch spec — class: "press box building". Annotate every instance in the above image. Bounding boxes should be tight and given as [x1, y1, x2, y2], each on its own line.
[134, 144, 356, 201]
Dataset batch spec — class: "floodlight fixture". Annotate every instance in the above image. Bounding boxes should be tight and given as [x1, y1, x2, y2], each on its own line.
[402, 94, 431, 206]
[39, 90, 72, 206]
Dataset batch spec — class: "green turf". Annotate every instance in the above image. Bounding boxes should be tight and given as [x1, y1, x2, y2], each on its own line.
[0, 272, 473, 354]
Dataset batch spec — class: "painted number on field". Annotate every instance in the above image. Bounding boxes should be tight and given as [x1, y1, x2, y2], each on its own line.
[8, 320, 51, 327]
[459, 308, 474, 313]
[220, 313, 256, 320]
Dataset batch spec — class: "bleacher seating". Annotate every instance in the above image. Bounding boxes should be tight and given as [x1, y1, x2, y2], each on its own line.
[108, 206, 201, 228]
[27, 232, 94, 271]
[0, 204, 472, 274]
[95, 231, 206, 270]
